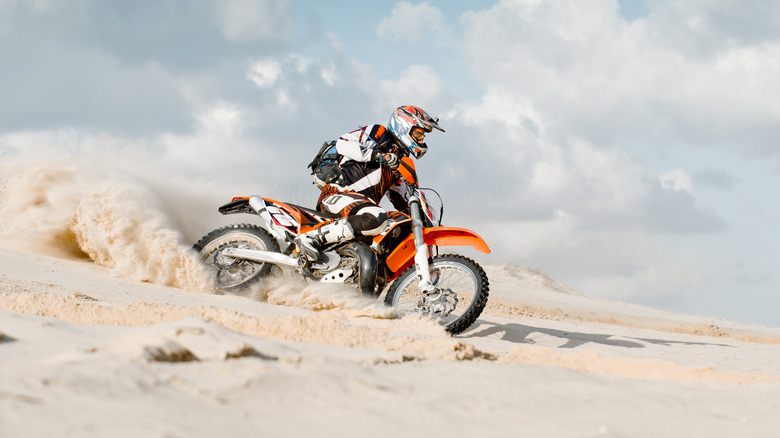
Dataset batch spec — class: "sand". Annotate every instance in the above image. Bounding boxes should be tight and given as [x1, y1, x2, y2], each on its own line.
[2, 247, 780, 438]
[2, 157, 780, 437]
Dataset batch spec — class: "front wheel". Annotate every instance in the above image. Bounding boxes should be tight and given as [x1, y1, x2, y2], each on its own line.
[384, 254, 489, 335]
[193, 224, 280, 292]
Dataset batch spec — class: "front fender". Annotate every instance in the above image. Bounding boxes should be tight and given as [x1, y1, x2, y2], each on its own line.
[385, 227, 490, 274]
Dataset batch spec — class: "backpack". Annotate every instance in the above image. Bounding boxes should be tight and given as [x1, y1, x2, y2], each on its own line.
[307, 140, 341, 188]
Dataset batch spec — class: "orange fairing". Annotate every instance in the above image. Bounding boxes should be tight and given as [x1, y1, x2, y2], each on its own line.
[385, 227, 491, 273]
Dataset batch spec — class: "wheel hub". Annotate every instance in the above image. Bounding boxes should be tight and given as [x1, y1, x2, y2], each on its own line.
[417, 287, 458, 317]
[214, 246, 241, 268]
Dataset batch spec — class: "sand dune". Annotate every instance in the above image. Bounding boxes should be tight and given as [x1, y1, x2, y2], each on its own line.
[3, 246, 780, 437]
[2, 157, 780, 437]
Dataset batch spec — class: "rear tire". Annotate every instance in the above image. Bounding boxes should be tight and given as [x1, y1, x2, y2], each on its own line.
[193, 224, 280, 293]
[384, 254, 489, 335]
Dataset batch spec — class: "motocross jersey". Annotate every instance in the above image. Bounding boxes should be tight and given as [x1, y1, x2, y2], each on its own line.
[317, 124, 409, 213]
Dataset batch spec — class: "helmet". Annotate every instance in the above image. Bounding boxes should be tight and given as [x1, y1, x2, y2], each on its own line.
[387, 105, 444, 159]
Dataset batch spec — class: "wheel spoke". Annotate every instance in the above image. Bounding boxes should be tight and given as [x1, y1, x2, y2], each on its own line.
[387, 256, 487, 334]
[194, 226, 279, 292]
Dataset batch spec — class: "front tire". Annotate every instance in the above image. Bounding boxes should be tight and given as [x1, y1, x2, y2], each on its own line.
[384, 254, 489, 335]
[193, 224, 280, 292]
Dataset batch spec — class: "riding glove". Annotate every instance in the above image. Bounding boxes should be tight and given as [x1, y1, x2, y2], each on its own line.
[380, 153, 399, 170]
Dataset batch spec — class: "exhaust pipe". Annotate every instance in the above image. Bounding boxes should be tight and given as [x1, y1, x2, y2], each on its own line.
[219, 247, 299, 268]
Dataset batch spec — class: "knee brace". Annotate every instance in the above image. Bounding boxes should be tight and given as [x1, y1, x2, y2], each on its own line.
[347, 209, 388, 236]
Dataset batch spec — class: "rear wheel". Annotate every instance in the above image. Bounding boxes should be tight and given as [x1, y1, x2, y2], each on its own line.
[384, 254, 489, 335]
[193, 224, 280, 292]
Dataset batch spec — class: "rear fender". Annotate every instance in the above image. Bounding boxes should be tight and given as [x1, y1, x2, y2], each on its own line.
[385, 227, 491, 275]
[218, 196, 333, 241]
[218, 196, 286, 241]
[218, 197, 253, 215]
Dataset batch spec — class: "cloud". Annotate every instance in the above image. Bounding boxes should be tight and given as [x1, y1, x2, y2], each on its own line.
[660, 169, 694, 194]
[438, 93, 721, 238]
[378, 65, 448, 109]
[0, 48, 190, 135]
[248, 59, 283, 89]
[693, 168, 737, 191]
[645, 0, 780, 55]
[459, 0, 780, 155]
[0, 1, 301, 136]
[445, 0, 777, 235]
[215, 0, 294, 43]
[377, 1, 451, 44]
[459, 88, 544, 138]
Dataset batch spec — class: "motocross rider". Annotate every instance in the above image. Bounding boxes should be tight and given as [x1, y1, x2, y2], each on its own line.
[295, 105, 444, 262]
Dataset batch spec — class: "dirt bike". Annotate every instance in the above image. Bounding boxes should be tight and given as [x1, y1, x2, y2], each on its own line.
[193, 156, 491, 335]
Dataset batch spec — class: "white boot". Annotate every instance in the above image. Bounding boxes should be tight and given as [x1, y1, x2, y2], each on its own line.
[294, 219, 355, 261]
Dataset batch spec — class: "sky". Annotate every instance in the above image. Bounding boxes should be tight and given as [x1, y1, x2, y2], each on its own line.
[1, 0, 780, 326]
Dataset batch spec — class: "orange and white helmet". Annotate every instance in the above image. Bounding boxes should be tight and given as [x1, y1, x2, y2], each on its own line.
[387, 105, 444, 159]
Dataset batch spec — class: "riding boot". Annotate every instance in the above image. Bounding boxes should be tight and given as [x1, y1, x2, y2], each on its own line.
[294, 219, 355, 261]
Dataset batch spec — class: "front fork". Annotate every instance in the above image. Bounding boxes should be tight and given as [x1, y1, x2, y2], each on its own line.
[409, 194, 456, 317]
[409, 194, 436, 293]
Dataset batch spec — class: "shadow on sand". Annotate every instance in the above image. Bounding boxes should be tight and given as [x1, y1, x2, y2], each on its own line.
[461, 321, 734, 349]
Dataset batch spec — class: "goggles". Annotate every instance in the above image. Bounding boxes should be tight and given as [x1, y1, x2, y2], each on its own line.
[410, 128, 427, 143]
